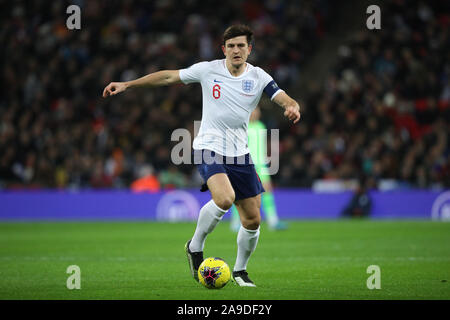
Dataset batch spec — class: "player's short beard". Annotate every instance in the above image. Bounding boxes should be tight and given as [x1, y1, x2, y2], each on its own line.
[230, 57, 245, 69]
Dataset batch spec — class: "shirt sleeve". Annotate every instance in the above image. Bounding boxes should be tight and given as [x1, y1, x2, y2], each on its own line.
[179, 61, 209, 84]
[258, 68, 284, 100]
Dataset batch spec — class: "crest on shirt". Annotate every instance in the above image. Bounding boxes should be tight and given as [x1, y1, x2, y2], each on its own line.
[242, 80, 254, 93]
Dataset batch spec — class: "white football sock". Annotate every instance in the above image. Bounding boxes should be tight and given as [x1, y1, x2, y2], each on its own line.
[234, 226, 260, 272]
[189, 199, 228, 252]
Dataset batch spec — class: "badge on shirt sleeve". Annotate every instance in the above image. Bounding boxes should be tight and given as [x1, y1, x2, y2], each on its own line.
[242, 80, 254, 93]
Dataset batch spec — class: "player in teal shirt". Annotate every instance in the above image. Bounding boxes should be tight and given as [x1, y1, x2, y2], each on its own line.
[230, 107, 288, 231]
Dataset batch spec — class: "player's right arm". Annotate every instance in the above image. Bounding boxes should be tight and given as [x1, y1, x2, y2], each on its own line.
[102, 70, 181, 98]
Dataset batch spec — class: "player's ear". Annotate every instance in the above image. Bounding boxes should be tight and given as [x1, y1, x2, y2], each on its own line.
[221, 45, 226, 56]
[248, 44, 252, 55]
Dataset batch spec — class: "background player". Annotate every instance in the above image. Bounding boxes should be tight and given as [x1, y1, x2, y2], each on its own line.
[230, 106, 288, 232]
[103, 24, 301, 287]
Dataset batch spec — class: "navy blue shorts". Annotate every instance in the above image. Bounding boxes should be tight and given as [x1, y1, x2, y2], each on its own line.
[193, 149, 265, 201]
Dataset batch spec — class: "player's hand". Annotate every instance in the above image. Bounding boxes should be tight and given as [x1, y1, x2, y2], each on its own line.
[102, 82, 128, 98]
[284, 104, 301, 124]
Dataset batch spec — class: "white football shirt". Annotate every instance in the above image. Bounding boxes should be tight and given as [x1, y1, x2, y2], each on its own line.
[179, 59, 283, 157]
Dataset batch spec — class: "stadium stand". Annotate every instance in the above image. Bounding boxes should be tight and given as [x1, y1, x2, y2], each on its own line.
[0, 0, 448, 190]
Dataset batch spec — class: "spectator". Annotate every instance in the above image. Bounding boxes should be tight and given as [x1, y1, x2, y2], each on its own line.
[341, 181, 372, 218]
[130, 164, 160, 193]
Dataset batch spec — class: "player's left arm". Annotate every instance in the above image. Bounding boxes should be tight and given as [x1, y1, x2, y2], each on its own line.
[272, 91, 301, 124]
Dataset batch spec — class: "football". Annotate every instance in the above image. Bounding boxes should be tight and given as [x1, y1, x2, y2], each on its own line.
[198, 257, 231, 289]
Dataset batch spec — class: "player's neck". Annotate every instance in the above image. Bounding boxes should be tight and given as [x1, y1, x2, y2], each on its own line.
[226, 60, 247, 77]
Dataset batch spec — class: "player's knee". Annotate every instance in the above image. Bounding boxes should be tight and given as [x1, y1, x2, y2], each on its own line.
[242, 215, 260, 230]
[214, 193, 235, 211]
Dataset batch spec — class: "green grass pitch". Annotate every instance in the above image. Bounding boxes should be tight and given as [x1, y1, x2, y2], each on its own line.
[0, 220, 449, 300]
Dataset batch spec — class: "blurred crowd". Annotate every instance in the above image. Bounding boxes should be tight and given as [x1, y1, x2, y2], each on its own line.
[0, 0, 332, 190]
[0, 0, 448, 191]
[275, 0, 449, 189]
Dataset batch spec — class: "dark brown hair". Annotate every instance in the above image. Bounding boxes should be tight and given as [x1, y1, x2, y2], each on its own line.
[223, 24, 253, 46]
